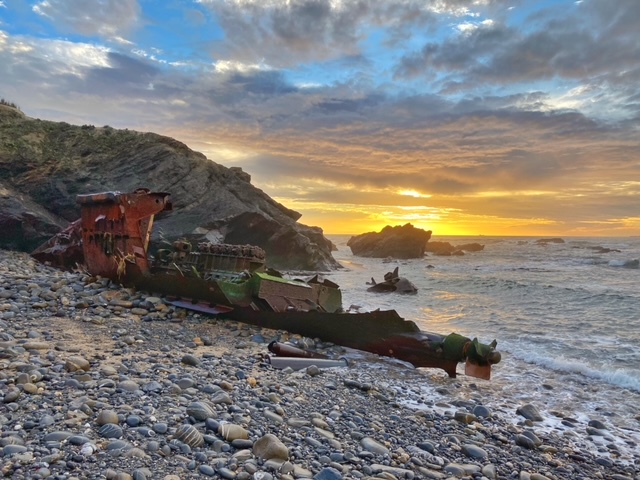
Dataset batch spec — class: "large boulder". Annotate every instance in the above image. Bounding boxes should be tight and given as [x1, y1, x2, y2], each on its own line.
[347, 224, 432, 258]
[0, 180, 67, 252]
[0, 106, 339, 271]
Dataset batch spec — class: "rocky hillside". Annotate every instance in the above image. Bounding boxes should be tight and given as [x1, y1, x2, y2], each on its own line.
[0, 104, 339, 271]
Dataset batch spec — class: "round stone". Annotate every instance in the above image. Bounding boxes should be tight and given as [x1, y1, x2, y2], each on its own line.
[181, 354, 201, 366]
[198, 465, 215, 476]
[118, 380, 140, 392]
[126, 415, 142, 427]
[186, 401, 216, 421]
[360, 437, 390, 456]
[97, 409, 119, 425]
[461, 443, 488, 460]
[252, 433, 289, 461]
[153, 423, 168, 434]
[219, 423, 248, 441]
[65, 355, 90, 372]
[174, 424, 204, 448]
[99, 423, 124, 439]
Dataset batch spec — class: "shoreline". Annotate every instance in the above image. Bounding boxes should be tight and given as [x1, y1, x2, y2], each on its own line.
[0, 250, 637, 480]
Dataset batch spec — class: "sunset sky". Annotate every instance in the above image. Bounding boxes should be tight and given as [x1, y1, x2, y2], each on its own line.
[1, 0, 639, 236]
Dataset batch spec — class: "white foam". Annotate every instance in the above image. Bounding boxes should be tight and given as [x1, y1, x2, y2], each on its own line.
[608, 258, 639, 268]
[503, 346, 640, 393]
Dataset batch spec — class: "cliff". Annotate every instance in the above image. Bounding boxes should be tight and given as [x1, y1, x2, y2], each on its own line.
[0, 104, 339, 271]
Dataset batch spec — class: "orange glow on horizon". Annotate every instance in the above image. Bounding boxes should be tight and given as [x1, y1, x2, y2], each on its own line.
[290, 206, 640, 237]
[270, 187, 640, 238]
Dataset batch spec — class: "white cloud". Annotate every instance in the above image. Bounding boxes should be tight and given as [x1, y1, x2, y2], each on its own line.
[112, 36, 134, 46]
[0, 32, 110, 76]
[42, 40, 111, 74]
[213, 59, 271, 73]
[430, 0, 489, 17]
[456, 18, 494, 35]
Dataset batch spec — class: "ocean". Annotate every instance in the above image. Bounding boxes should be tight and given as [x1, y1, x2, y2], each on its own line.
[323, 235, 640, 463]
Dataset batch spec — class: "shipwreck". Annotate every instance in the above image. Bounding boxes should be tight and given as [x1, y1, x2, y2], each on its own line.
[32, 188, 501, 379]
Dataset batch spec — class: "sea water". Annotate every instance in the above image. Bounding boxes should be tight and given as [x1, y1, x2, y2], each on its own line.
[322, 235, 640, 463]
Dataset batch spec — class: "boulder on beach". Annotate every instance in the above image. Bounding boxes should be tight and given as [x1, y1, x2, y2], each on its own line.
[347, 223, 432, 258]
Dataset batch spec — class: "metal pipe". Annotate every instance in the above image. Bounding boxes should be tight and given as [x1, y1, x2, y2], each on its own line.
[267, 356, 348, 370]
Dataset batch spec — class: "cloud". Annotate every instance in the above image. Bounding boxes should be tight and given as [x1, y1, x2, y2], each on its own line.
[195, 0, 515, 67]
[0, 32, 110, 76]
[2, 0, 639, 234]
[395, 1, 640, 93]
[32, 0, 141, 40]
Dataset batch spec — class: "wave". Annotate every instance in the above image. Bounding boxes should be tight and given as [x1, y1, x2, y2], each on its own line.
[506, 347, 640, 393]
[608, 259, 639, 268]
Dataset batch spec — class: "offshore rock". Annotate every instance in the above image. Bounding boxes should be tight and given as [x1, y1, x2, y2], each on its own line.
[425, 241, 484, 256]
[535, 238, 565, 245]
[0, 105, 338, 271]
[347, 223, 432, 258]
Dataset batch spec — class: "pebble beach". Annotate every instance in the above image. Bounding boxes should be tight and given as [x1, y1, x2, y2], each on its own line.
[0, 250, 638, 480]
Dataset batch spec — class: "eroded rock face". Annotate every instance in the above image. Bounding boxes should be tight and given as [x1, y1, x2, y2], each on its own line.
[0, 107, 339, 271]
[347, 224, 432, 259]
[0, 181, 67, 252]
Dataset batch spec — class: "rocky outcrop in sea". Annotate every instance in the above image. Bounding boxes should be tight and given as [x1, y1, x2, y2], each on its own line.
[347, 224, 432, 259]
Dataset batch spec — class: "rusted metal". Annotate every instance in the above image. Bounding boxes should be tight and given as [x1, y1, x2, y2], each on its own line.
[267, 356, 348, 370]
[31, 219, 83, 269]
[220, 309, 500, 378]
[77, 188, 171, 279]
[268, 341, 329, 359]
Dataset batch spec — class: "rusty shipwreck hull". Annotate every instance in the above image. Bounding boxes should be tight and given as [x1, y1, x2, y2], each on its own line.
[168, 305, 499, 378]
[31, 188, 501, 379]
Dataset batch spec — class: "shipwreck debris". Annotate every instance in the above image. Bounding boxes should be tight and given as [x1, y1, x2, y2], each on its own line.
[367, 266, 418, 294]
[268, 341, 329, 359]
[31, 188, 501, 379]
[267, 356, 349, 370]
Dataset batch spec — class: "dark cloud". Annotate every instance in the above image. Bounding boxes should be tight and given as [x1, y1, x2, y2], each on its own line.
[226, 70, 297, 96]
[198, 0, 480, 66]
[32, 0, 141, 39]
[395, 0, 640, 97]
[200, 0, 365, 66]
[61, 52, 160, 96]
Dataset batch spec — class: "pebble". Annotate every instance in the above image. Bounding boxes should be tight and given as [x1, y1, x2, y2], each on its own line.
[0, 250, 635, 480]
[517, 403, 544, 422]
[253, 433, 289, 460]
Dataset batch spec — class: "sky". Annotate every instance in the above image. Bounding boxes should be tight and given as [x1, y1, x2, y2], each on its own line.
[1, 0, 639, 236]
